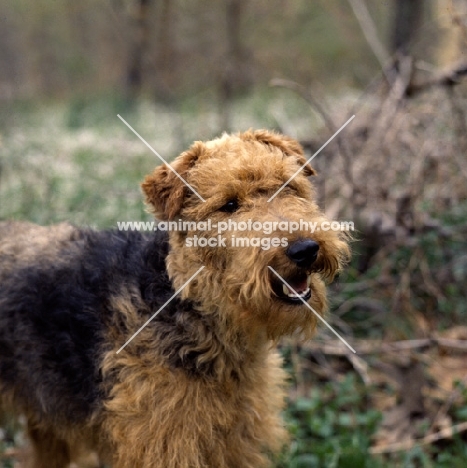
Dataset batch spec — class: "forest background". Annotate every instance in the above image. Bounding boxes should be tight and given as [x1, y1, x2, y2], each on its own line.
[1, 1, 467, 467]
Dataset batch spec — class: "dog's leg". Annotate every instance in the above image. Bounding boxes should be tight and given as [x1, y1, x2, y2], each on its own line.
[26, 426, 71, 468]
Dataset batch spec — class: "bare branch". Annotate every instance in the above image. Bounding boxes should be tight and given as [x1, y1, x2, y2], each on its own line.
[346, 0, 391, 73]
[301, 337, 467, 355]
[370, 421, 467, 454]
[408, 60, 467, 95]
[269, 78, 335, 134]
[269, 78, 355, 189]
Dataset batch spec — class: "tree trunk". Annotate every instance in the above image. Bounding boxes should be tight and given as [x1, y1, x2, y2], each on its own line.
[154, 0, 176, 103]
[126, 0, 152, 103]
[219, 0, 252, 130]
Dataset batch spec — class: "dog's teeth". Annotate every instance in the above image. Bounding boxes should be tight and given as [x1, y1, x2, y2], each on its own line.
[286, 287, 310, 298]
[281, 281, 311, 299]
[306, 275, 311, 287]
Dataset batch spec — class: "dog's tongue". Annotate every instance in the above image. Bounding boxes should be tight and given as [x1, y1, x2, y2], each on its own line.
[289, 277, 308, 294]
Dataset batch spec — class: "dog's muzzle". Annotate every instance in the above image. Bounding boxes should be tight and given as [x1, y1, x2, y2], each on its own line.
[286, 239, 319, 269]
[270, 240, 319, 304]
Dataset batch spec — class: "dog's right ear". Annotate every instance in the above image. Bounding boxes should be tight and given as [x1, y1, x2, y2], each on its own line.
[141, 142, 204, 220]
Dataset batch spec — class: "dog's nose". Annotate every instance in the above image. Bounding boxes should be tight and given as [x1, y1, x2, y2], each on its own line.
[286, 240, 319, 268]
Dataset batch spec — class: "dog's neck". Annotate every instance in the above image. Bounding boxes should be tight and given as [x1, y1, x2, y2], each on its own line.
[139, 234, 275, 383]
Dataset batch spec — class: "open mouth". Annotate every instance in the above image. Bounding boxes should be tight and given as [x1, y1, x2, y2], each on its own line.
[272, 271, 312, 305]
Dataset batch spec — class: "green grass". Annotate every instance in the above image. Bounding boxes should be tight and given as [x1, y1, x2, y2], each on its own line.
[0, 91, 321, 226]
[277, 370, 467, 467]
[277, 374, 383, 468]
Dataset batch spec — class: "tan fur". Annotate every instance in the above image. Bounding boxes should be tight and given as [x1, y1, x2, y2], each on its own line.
[0, 130, 350, 467]
[103, 130, 349, 467]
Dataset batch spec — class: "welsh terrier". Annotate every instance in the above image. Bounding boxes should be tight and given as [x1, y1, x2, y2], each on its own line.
[0, 130, 350, 467]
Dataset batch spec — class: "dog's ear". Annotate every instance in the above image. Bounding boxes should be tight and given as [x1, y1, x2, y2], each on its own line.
[141, 142, 204, 220]
[243, 129, 316, 176]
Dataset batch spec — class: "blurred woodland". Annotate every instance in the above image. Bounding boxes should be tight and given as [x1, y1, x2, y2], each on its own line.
[0, 0, 461, 101]
[1, 0, 467, 467]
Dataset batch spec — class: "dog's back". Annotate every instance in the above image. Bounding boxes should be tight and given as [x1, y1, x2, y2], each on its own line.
[0, 222, 169, 466]
[0, 221, 76, 278]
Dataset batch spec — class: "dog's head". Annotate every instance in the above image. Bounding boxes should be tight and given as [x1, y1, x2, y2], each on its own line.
[142, 130, 316, 220]
[142, 130, 350, 339]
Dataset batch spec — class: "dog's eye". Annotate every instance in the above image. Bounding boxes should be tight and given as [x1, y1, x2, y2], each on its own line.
[219, 199, 239, 213]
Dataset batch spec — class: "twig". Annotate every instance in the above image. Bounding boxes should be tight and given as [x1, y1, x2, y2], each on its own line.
[428, 373, 467, 435]
[407, 60, 467, 95]
[269, 78, 355, 189]
[347, 352, 371, 385]
[301, 337, 467, 355]
[370, 421, 467, 454]
[346, 0, 392, 76]
[269, 79, 335, 134]
[445, 82, 467, 179]
[390, 243, 417, 316]
[436, 338, 467, 352]
[419, 253, 445, 301]
[363, 55, 413, 155]
[301, 338, 431, 356]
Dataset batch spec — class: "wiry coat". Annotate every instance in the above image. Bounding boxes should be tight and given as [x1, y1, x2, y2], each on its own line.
[0, 222, 286, 467]
[0, 129, 350, 467]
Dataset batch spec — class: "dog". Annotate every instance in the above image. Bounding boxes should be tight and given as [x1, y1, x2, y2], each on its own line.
[0, 129, 350, 467]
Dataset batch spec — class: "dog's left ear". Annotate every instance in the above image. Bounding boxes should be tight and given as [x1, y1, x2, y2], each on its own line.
[243, 129, 316, 176]
[141, 142, 204, 220]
